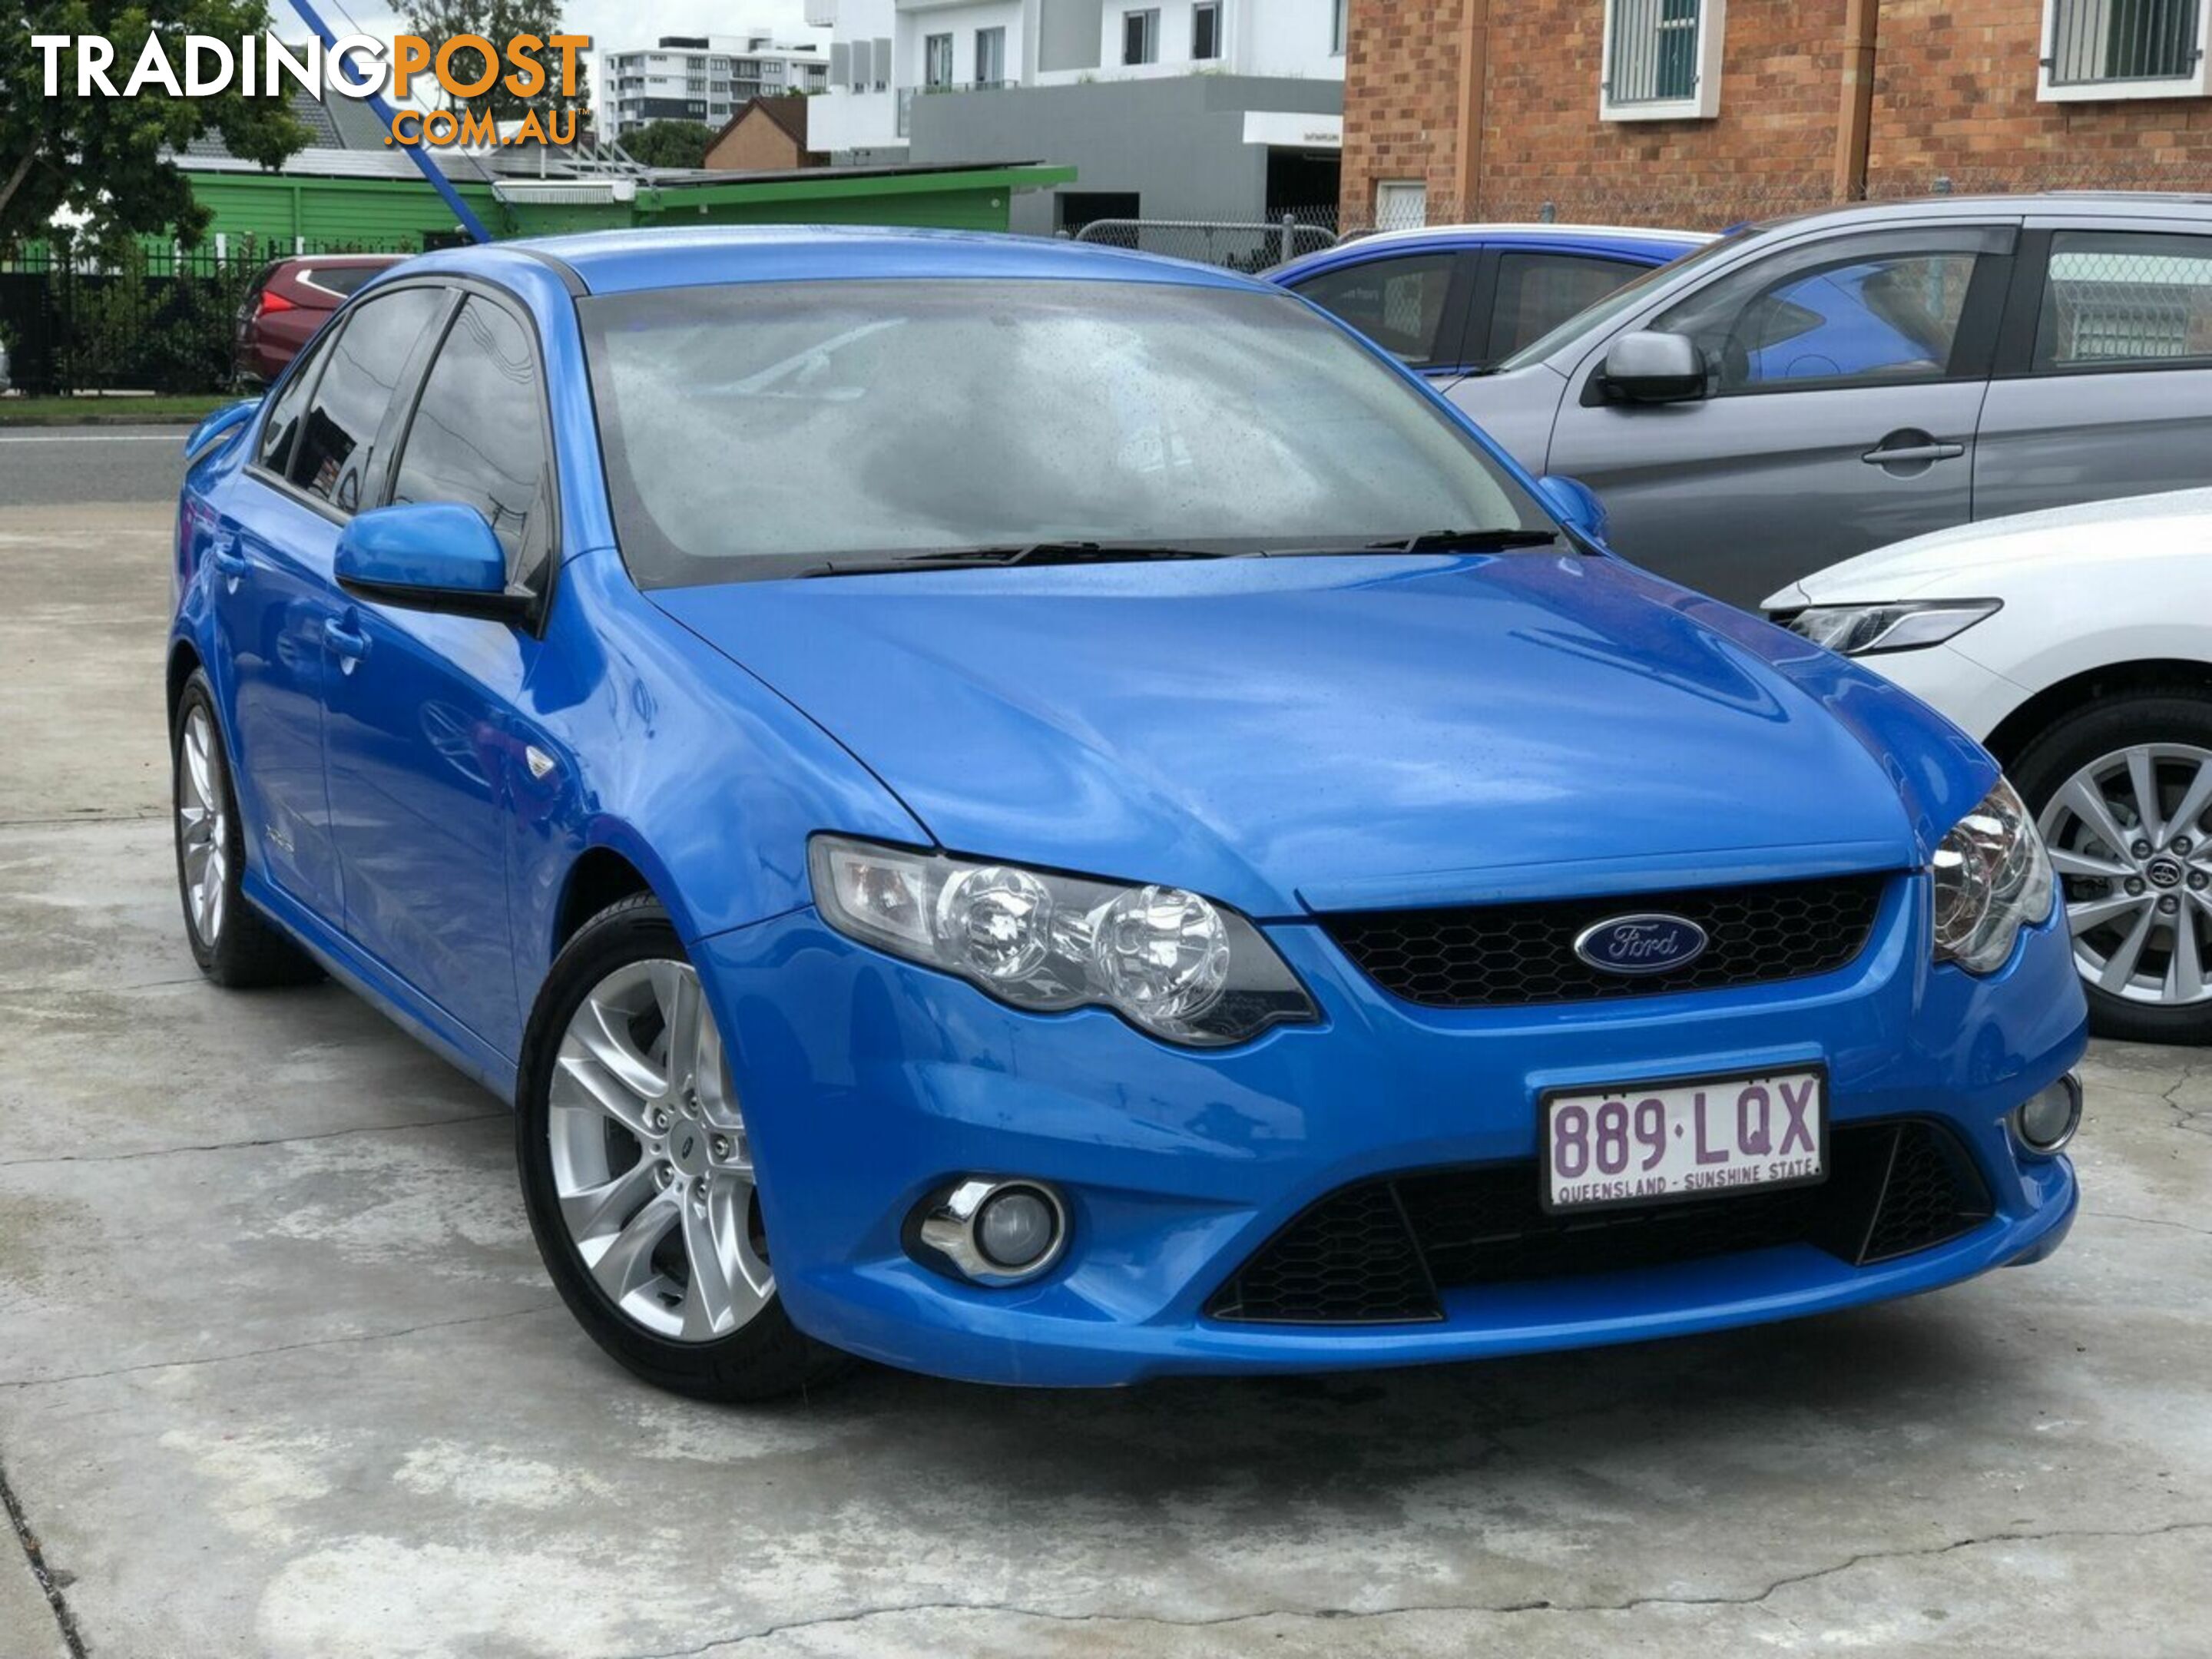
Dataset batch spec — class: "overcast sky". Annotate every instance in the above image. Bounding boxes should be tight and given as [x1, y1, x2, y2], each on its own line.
[301, 1, 830, 101]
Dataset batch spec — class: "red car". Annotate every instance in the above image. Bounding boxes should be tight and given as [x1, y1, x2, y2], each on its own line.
[233, 254, 409, 386]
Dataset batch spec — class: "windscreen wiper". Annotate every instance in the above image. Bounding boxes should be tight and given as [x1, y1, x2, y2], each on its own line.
[798, 542, 1244, 578]
[1362, 528, 1562, 553]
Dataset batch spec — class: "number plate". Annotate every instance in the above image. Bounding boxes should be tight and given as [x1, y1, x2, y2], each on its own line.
[1541, 1068, 1826, 1214]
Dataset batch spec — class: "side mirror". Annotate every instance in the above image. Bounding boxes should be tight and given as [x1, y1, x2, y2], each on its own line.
[1598, 331, 1707, 405]
[183, 397, 261, 463]
[335, 502, 530, 624]
[1535, 475, 1610, 546]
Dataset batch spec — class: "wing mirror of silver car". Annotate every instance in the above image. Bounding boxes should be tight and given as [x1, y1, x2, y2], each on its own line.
[1598, 332, 1708, 406]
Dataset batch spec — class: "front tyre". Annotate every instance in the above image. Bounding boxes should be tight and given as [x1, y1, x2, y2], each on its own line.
[2012, 688, 2212, 1045]
[171, 671, 323, 988]
[516, 895, 841, 1400]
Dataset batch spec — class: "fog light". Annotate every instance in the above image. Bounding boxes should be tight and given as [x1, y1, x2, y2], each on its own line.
[2013, 1073, 2082, 1155]
[976, 1187, 1057, 1268]
[912, 1178, 1068, 1286]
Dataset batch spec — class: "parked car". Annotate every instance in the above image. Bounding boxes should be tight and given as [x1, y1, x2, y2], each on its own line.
[1767, 488, 2212, 1047]
[233, 253, 409, 386]
[1, 331, 10, 392]
[1443, 192, 2212, 606]
[1268, 224, 1710, 384]
[170, 227, 2082, 1400]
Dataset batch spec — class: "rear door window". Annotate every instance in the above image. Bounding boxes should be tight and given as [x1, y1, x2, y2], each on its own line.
[1488, 252, 1651, 362]
[1288, 253, 1468, 369]
[389, 298, 555, 591]
[257, 333, 330, 478]
[2034, 230, 2212, 369]
[286, 286, 445, 512]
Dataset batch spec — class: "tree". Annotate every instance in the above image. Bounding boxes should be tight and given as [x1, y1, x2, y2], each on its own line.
[619, 118, 710, 171]
[1, 0, 308, 250]
[397, 0, 591, 126]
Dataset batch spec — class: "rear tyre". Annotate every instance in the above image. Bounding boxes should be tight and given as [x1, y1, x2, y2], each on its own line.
[171, 671, 323, 988]
[2011, 688, 2212, 1045]
[516, 895, 843, 1401]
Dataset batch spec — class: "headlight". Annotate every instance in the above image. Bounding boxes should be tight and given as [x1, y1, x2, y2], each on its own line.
[1932, 780, 2055, 974]
[1780, 599, 2001, 656]
[808, 835, 1318, 1047]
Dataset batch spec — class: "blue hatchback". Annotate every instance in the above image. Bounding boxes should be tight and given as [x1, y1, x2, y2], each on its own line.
[1267, 223, 1710, 380]
[168, 227, 2085, 1397]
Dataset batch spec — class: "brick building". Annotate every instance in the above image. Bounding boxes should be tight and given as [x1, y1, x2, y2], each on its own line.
[704, 97, 830, 172]
[1342, 0, 2212, 231]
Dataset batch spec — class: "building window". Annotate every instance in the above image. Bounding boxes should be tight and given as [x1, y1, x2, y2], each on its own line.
[2041, 0, 2210, 97]
[924, 32, 954, 88]
[1194, 2, 1221, 59]
[1374, 179, 1427, 230]
[1331, 0, 1348, 54]
[1123, 8, 1159, 65]
[1601, 0, 1724, 119]
[976, 25, 1007, 86]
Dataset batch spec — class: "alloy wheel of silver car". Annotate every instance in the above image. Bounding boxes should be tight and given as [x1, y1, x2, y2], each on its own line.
[177, 704, 229, 949]
[547, 958, 773, 1343]
[2039, 743, 2212, 1008]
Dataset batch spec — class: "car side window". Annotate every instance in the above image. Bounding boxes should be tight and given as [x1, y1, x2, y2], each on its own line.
[287, 286, 445, 512]
[257, 335, 329, 477]
[1489, 253, 1646, 362]
[1651, 232, 2002, 395]
[389, 298, 554, 590]
[2034, 230, 2212, 370]
[1290, 254, 1461, 368]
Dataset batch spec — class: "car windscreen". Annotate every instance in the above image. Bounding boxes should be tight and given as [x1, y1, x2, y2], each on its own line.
[579, 278, 1551, 586]
[1492, 230, 1751, 375]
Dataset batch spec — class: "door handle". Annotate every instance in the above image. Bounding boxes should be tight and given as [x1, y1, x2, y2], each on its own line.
[322, 618, 370, 672]
[1862, 439, 1965, 466]
[210, 537, 247, 586]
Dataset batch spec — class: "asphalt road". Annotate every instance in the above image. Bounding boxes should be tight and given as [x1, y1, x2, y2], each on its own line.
[0, 426, 187, 508]
[1, 503, 2209, 1658]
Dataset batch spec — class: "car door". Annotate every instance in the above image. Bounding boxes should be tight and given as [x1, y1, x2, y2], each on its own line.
[319, 290, 561, 1058]
[1283, 250, 1481, 382]
[1975, 218, 2212, 522]
[1543, 223, 2016, 605]
[205, 285, 450, 924]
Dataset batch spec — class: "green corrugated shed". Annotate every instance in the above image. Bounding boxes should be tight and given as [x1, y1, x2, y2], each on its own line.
[180, 163, 1077, 253]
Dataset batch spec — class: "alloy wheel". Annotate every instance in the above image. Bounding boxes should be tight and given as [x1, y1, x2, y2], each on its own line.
[177, 705, 228, 948]
[2039, 743, 2212, 1007]
[547, 959, 773, 1342]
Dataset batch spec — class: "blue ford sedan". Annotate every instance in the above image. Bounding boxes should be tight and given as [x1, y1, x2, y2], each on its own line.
[168, 227, 2085, 1399]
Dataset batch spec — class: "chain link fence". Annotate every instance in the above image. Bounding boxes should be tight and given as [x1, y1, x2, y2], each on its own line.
[0, 237, 415, 396]
[1072, 217, 1341, 272]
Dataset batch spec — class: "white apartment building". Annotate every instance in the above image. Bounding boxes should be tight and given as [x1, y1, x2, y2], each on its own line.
[806, 0, 1347, 156]
[600, 34, 832, 140]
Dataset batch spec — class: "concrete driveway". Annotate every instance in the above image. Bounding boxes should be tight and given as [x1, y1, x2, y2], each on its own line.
[2, 498, 2207, 1659]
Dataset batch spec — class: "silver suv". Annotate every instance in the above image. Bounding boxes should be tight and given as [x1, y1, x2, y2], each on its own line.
[1443, 193, 2212, 605]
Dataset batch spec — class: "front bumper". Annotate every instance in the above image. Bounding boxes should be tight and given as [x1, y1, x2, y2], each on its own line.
[697, 873, 2085, 1387]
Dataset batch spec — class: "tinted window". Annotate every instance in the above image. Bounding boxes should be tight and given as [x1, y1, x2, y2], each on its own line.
[391, 299, 553, 589]
[257, 333, 329, 477]
[301, 264, 388, 299]
[1654, 234, 1995, 393]
[581, 279, 1548, 586]
[1290, 254, 1460, 366]
[2035, 230, 2212, 369]
[289, 286, 445, 512]
[1490, 253, 1646, 361]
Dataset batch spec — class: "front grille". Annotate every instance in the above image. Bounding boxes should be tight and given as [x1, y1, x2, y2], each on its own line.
[1320, 875, 1890, 1009]
[1207, 1120, 1994, 1325]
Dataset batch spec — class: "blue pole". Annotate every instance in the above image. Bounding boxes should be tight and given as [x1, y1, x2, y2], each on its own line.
[284, 0, 498, 244]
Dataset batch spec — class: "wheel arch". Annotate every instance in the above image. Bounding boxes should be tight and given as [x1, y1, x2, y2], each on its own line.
[166, 635, 204, 725]
[1983, 658, 2212, 770]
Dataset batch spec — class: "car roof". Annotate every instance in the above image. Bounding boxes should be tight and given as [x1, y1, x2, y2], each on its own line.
[396, 225, 1274, 299]
[1747, 189, 2212, 235]
[1267, 222, 1711, 283]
